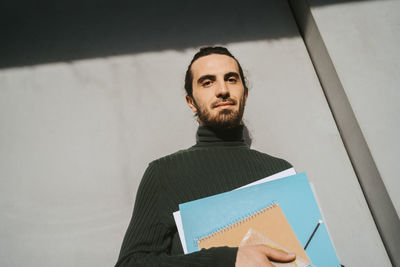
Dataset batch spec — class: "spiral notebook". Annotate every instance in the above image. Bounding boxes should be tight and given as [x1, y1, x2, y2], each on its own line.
[179, 173, 341, 266]
[197, 203, 310, 263]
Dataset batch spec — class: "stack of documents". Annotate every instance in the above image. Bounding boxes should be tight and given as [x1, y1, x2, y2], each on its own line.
[173, 170, 341, 267]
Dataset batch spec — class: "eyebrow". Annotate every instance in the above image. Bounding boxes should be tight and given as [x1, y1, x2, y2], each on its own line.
[224, 72, 239, 80]
[197, 72, 240, 84]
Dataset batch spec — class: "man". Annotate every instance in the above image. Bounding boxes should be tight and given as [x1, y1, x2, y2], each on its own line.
[116, 47, 296, 266]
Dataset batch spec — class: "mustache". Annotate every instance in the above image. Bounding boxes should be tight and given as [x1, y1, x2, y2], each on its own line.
[211, 98, 237, 108]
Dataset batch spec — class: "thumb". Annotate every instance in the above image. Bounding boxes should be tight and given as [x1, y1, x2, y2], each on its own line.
[260, 245, 296, 262]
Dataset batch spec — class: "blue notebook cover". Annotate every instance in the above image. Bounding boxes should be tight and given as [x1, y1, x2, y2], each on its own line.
[179, 173, 341, 267]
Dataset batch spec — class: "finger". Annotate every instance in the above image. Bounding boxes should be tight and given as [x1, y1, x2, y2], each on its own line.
[260, 245, 296, 263]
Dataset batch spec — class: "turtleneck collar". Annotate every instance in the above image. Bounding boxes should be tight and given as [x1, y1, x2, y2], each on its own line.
[193, 125, 249, 148]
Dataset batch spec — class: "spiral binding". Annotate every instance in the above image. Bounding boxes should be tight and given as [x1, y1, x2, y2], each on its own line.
[196, 201, 279, 243]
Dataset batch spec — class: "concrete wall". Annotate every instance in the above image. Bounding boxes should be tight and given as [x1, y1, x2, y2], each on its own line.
[0, 0, 396, 266]
[309, 0, 400, 215]
[305, 1, 400, 265]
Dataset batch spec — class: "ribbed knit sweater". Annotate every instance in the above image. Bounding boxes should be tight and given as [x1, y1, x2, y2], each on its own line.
[116, 125, 292, 267]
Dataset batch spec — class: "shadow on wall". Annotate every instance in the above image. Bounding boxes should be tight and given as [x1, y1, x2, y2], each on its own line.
[0, 0, 363, 69]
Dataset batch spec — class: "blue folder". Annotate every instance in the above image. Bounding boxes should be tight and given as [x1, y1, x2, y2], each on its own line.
[179, 173, 341, 267]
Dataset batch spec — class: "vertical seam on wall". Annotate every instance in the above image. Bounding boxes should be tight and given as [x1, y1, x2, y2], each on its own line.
[287, 0, 400, 266]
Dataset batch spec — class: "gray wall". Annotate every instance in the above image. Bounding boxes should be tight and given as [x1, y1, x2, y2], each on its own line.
[309, 0, 400, 215]
[0, 0, 397, 266]
[305, 1, 400, 265]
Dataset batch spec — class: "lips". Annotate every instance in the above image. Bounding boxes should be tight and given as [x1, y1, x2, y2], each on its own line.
[215, 102, 234, 107]
[212, 99, 237, 108]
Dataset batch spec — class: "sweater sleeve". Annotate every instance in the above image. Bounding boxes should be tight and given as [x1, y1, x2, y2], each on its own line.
[115, 162, 238, 267]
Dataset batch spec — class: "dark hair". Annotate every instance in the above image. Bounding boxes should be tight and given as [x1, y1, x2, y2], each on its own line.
[184, 46, 248, 97]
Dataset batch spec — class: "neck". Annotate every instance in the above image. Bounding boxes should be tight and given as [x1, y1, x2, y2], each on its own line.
[193, 125, 250, 148]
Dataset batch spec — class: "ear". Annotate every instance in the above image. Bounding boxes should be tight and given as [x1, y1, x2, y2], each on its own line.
[186, 95, 198, 114]
[244, 87, 248, 104]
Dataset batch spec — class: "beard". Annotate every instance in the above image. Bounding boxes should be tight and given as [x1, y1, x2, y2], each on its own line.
[193, 95, 246, 129]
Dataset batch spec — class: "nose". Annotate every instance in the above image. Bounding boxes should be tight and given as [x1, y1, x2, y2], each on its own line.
[216, 80, 230, 99]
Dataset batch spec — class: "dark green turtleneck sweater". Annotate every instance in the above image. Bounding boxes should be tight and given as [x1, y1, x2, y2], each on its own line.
[116, 126, 292, 267]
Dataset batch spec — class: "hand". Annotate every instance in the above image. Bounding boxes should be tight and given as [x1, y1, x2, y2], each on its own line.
[235, 244, 296, 267]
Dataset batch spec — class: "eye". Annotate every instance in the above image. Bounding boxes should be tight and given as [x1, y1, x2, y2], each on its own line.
[202, 80, 212, 87]
[227, 77, 237, 83]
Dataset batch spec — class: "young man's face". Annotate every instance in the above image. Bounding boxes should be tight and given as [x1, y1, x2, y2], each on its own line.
[186, 54, 248, 128]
